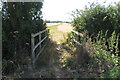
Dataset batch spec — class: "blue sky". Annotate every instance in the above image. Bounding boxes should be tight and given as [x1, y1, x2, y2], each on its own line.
[42, 0, 120, 21]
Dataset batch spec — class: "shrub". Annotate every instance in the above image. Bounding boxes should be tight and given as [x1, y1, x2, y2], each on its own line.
[90, 31, 119, 78]
[71, 2, 120, 37]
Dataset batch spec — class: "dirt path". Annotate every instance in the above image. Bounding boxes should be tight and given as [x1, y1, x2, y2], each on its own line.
[51, 23, 72, 44]
[49, 23, 72, 78]
[19, 23, 73, 78]
[42, 23, 72, 78]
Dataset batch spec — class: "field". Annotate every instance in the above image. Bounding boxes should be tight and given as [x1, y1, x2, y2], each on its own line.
[46, 23, 61, 26]
[47, 23, 72, 43]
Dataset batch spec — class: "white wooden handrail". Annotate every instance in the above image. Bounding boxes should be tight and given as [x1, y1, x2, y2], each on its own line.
[31, 29, 48, 37]
[72, 30, 83, 37]
[31, 29, 49, 64]
[72, 30, 87, 47]
[33, 36, 47, 51]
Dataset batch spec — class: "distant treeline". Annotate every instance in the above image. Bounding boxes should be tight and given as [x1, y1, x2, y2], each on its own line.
[45, 20, 70, 23]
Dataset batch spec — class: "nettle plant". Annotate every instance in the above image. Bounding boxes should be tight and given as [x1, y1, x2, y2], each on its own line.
[93, 31, 119, 55]
[90, 31, 119, 78]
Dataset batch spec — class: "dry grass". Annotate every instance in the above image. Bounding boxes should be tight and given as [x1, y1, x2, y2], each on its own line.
[47, 23, 72, 44]
[25, 23, 77, 78]
[57, 23, 72, 33]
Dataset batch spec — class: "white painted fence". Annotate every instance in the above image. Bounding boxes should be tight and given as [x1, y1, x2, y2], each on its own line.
[71, 30, 87, 47]
[31, 29, 49, 64]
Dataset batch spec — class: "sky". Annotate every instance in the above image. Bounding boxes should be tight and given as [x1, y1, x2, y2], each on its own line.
[42, 0, 120, 22]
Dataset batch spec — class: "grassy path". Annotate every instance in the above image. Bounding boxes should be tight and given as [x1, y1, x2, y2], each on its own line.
[34, 23, 73, 78]
[18, 23, 119, 78]
[45, 23, 73, 78]
[18, 23, 73, 78]
[47, 23, 72, 43]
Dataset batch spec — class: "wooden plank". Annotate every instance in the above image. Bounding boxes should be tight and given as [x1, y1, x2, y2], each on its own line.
[72, 30, 87, 48]
[33, 39, 48, 63]
[31, 29, 49, 64]
[32, 29, 48, 37]
[33, 36, 47, 51]
[72, 30, 83, 37]
[31, 34, 35, 64]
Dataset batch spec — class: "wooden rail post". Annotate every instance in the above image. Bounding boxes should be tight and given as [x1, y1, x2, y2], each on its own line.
[31, 29, 49, 65]
[82, 31, 87, 48]
[71, 30, 89, 64]
[31, 34, 35, 64]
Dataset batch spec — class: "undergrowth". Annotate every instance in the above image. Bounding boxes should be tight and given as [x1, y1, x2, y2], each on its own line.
[90, 31, 120, 78]
[63, 31, 120, 78]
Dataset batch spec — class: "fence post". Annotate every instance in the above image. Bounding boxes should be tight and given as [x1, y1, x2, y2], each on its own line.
[82, 31, 87, 48]
[31, 34, 35, 64]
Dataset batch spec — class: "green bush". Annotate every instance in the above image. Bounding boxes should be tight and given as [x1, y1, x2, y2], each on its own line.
[90, 31, 119, 78]
[65, 2, 120, 78]
[71, 2, 120, 37]
[70, 2, 120, 56]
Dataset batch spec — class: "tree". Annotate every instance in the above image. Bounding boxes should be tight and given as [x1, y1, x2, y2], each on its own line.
[2, 2, 46, 75]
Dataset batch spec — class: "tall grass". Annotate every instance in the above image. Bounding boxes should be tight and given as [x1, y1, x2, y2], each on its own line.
[66, 30, 120, 78]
